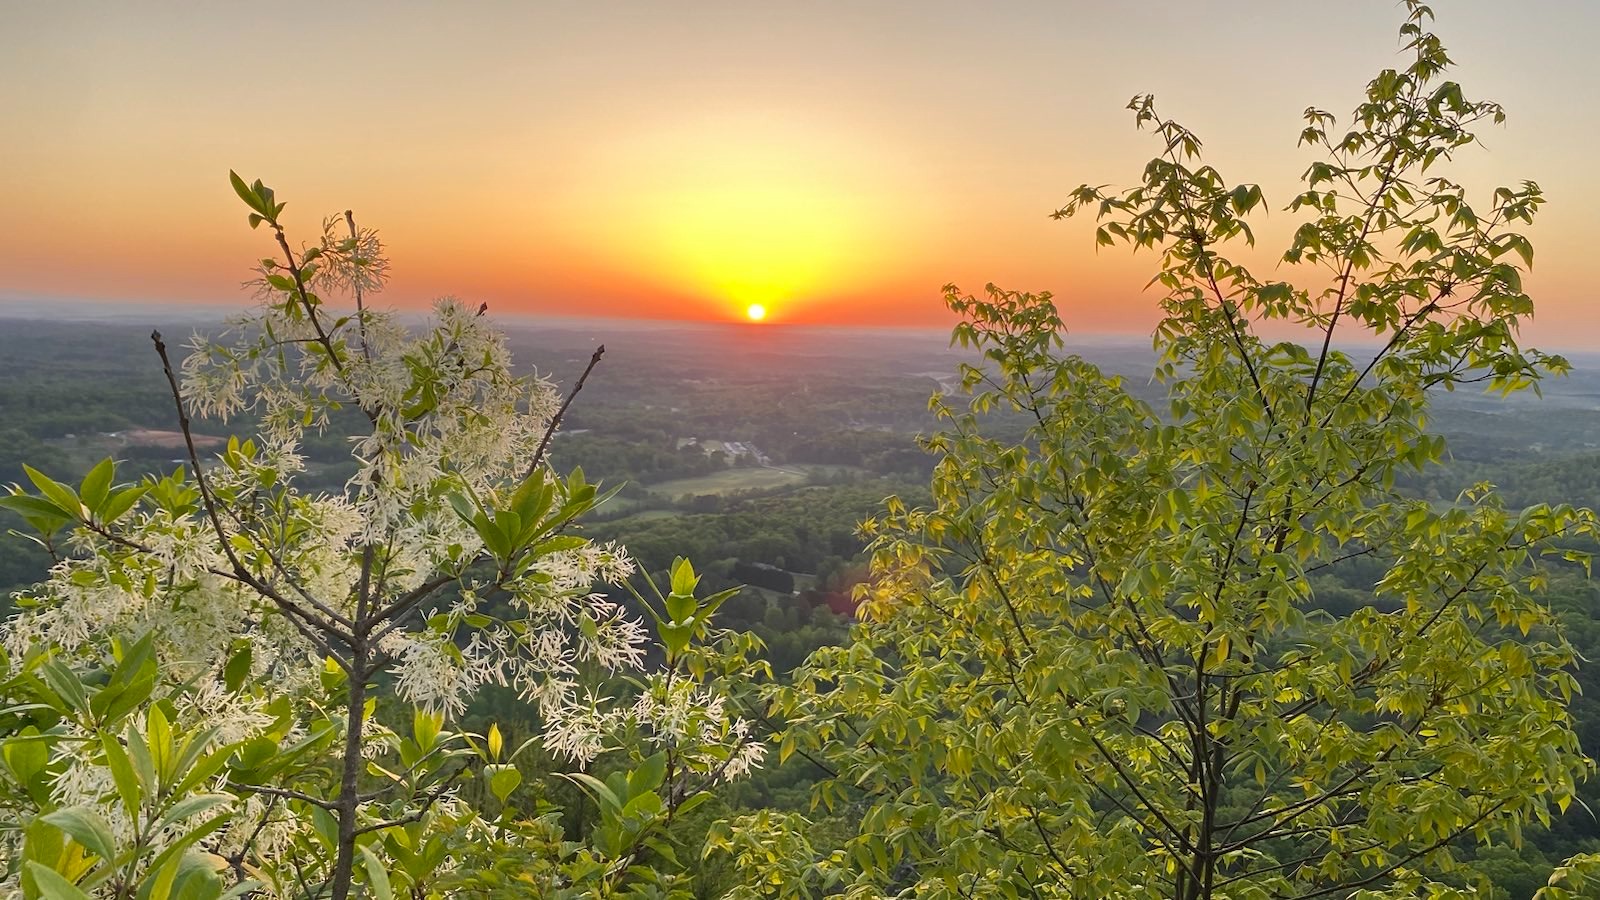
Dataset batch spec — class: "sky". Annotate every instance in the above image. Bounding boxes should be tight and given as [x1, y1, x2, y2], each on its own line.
[3, 1, 1598, 342]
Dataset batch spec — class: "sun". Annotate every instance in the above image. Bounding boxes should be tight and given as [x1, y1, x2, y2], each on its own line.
[745, 303, 768, 322]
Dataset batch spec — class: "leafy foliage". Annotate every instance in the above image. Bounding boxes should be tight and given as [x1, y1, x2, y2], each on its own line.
[773, 4, 1597, 898]
[0, 181, 767, 899]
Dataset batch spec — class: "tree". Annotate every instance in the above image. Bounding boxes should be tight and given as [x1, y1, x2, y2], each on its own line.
[0, 179, 766, 898]
[774, 4, 1597, 897]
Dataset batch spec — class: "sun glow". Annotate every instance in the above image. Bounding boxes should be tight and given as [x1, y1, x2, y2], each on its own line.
[745, 303, 768, 322]
[548, 112, 938, 322]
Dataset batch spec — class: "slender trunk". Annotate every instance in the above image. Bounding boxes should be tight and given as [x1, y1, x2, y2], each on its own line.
[330, 642, 368, 900]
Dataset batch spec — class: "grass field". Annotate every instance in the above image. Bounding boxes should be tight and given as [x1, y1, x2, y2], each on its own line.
[603, 509, 682, 525]
[648, 467, 810, 497]
[646, 464, 863, 498]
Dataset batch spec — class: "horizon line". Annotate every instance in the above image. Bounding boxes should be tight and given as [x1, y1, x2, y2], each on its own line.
[4, 293, 1597, 358]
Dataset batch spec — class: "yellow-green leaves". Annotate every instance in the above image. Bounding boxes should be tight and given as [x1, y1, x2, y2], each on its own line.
[779, 4, 1591, 894]
[637, 557, 741, 663]
[25, 863, 93, 900]
[358, 846, 393, 900]
[449, 468, 610, 570]
[559, 753, 672, 860]
[0, 460, 148, 539]
[229, 171, 284, 230]
[39, 808, 116, 864]
[485, 722, 503, 761]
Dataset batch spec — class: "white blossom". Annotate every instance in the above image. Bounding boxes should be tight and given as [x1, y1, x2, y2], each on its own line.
[542, 692, 620, 765]
[720, 741, 767, 783]
[389, 629, 506, 717]
[0, 206, 770, 895]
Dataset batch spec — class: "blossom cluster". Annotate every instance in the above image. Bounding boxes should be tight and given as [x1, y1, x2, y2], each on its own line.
[0, 203, 766, 897]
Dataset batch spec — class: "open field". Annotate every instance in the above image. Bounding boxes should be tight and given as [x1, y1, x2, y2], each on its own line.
[601, 509, 683, 526]
[647, 464, 863, 498]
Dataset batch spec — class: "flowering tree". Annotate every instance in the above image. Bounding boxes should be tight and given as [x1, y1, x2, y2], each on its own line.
[0, 178, 766, 898]
[773, 4, 1597, 898]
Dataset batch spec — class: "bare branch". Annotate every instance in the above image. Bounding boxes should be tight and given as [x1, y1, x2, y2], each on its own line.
[526, 345, 605, 477]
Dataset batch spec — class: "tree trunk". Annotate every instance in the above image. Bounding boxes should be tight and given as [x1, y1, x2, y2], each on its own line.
[329, 645, 367, 900]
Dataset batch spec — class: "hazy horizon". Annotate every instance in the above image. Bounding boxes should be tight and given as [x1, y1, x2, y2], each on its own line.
[8, 294, 1600, 365]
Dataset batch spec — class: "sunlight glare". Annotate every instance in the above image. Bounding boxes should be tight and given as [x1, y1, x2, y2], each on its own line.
[550, 112, 938, 323]
[746, 303, 768, 322]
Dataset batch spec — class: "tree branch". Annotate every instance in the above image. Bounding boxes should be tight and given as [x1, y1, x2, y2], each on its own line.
[526, 345, 604, 477]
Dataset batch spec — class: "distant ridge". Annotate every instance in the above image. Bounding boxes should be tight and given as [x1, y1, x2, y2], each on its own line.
[0, 295, 234, 324]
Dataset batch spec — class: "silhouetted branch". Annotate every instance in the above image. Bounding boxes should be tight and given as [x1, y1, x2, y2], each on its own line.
[527, 345, 605, 476]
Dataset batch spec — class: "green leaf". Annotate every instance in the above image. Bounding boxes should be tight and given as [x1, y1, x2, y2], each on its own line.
[99, 485, 148, 524]
[215, 881, 263, 900]
[559, 771, 623, 816]
[140, 813, 232, 900]
[41, 807, 117, 862]
[696, 586, 740, 622]
[658, 621, 691, 659]
[676, 791, 713, 817]
[228, 171, 260, 211]
[413, 708, 442, 754]
[93, 639, 158, 727]
[125, 725, 157, 797]
[629, 752, 667, 796]
[25, 863, 92, 900]
[492, 510, 523, 552]
[23, 465, 83, 520]
[485, 763, 522, 804]
[664, 590, 696, 625]
[360, 846, 394, 900]
[146, 703, 173, 786]
[223, 644, 253, 694]
[38, 661, 90, 716]
[447, 492, 475, 523]
[669, 557, 699, 596]
[472, 511, 511, 561]
[531, 534, 586, 555]
[0, 494, 74, 527]
[158, 794, 234, 831]
[101, 733, 143, 815]
[78, 459, 114, 515]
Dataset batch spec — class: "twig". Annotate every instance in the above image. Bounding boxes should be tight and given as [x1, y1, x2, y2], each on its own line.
[225, 794, 279, 883]
[526, 345, 605, 477]
[151, 331, 247, 577]
[225, 781, 338, 811]
[271, 228, 347, 379]
[352, 766, 466, 835]
[222, 500, 355, 632]
[152, 331, 353, 669]
[343, 210, 371, 364]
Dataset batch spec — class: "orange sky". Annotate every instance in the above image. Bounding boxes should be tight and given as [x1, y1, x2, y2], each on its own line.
[2, 2, 1598, 344]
